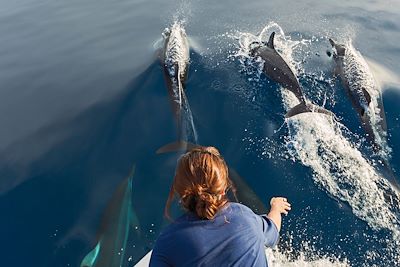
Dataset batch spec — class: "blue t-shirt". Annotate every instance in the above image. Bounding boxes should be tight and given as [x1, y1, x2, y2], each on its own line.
[149, 202, 279, 267]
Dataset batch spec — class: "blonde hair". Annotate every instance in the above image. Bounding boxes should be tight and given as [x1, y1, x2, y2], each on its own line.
[165, 146, 233, 220]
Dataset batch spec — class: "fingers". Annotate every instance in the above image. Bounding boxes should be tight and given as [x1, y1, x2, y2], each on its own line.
[270, 196, 292, 215]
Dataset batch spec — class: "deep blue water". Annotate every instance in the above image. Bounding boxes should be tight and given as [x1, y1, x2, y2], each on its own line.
[1, 0, 400, 266]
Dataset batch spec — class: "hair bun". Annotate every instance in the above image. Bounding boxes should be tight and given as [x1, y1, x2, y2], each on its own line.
[204, 147, 220, 156]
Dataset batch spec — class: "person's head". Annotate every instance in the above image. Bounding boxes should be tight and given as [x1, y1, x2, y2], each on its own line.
[165, 146, 233, 220]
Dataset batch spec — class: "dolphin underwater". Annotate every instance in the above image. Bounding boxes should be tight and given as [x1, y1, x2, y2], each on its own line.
[250, 32, 334, 118]
[160, 22, 197, 142]
[80, 166, 141, 267]
[328, 38, 388, 153]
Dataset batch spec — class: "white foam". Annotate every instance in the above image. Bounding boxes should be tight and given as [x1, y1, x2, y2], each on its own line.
[233, 22, 307, 82]
[341, 41, 391, 159]
[266, 247, 349, 267]
[236, 21, 400, 265]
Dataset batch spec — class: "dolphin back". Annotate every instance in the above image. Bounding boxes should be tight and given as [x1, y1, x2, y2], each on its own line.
[253, 32, 305, 103]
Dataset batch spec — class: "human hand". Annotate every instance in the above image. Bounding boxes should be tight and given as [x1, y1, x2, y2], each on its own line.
[270, 197, 291, 215]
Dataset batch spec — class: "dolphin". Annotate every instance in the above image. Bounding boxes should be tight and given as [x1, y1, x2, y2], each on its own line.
[81, 166, 140, 267]
[328, 38, 388, 152]
[328, 38, 400, 193]
[250, 32, 334, 119]
[160, 22, 197, 142]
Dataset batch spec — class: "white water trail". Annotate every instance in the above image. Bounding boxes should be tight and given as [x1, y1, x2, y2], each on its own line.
[266, 247, 349, 267]
[235, 21, 400, 265]
[282, 89, 400, 233]
[340, 40, 391, 159]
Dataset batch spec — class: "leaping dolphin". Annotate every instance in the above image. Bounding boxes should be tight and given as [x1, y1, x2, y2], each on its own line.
[250, 32, 334, 118]
[160, 22, 197, 143]
[328, 38, 388, 153]
[329, 38, 400, 193]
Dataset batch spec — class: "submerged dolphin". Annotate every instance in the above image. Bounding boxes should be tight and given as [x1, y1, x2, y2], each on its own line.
[328, 39, 388, 152]
[81, 166, 140, 267]
[250, 32, 334, 118]
[160, 22, 197, 142]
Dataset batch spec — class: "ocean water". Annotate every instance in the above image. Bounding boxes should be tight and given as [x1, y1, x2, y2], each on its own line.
[1, 0, 400, 266]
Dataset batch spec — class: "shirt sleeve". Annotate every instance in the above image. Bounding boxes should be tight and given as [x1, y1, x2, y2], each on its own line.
[257, 214, 279, 247]
[149, 240, 171, 267]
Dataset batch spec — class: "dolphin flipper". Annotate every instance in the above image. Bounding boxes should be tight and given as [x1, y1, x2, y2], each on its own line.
[156, 141, 199, 154]
[267, 32, 275, 50]
[362, 88, 372, 105]
[285, 102, 335, 118]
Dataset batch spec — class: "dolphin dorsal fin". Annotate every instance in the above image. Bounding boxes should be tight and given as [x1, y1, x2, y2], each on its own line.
[267, 32, 275, 49]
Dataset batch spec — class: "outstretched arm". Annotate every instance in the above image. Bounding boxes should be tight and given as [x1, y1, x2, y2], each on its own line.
[267, 197, 291, 232]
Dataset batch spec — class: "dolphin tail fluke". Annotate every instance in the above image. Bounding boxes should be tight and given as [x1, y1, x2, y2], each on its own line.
[80, 168, 136, 267]
[285, 102, 335, 118]
[156, 141, 200, 154]
[81, 242, 101, 267]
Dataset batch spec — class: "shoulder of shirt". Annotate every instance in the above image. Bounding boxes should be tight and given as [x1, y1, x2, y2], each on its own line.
[157, 213, 193, 237]
[226, 202, 255, 214]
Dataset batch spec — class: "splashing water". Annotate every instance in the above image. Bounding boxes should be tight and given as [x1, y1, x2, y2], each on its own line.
[235, 22, 400, 265]
[266, 246, 350, 267]
[340, 40, 391, 160]
[233, 21, 309, 81]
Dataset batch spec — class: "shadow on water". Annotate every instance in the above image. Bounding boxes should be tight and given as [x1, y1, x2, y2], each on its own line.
[0, 59, 181, 266]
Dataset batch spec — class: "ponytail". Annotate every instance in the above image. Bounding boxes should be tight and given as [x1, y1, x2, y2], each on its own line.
[165, 146, 232, 220]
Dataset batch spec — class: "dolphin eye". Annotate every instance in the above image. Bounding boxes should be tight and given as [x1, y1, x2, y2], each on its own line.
[326, 50, 332, 57]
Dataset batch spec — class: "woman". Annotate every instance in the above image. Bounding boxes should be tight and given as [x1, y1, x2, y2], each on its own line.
[150, 146, 291, 266]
